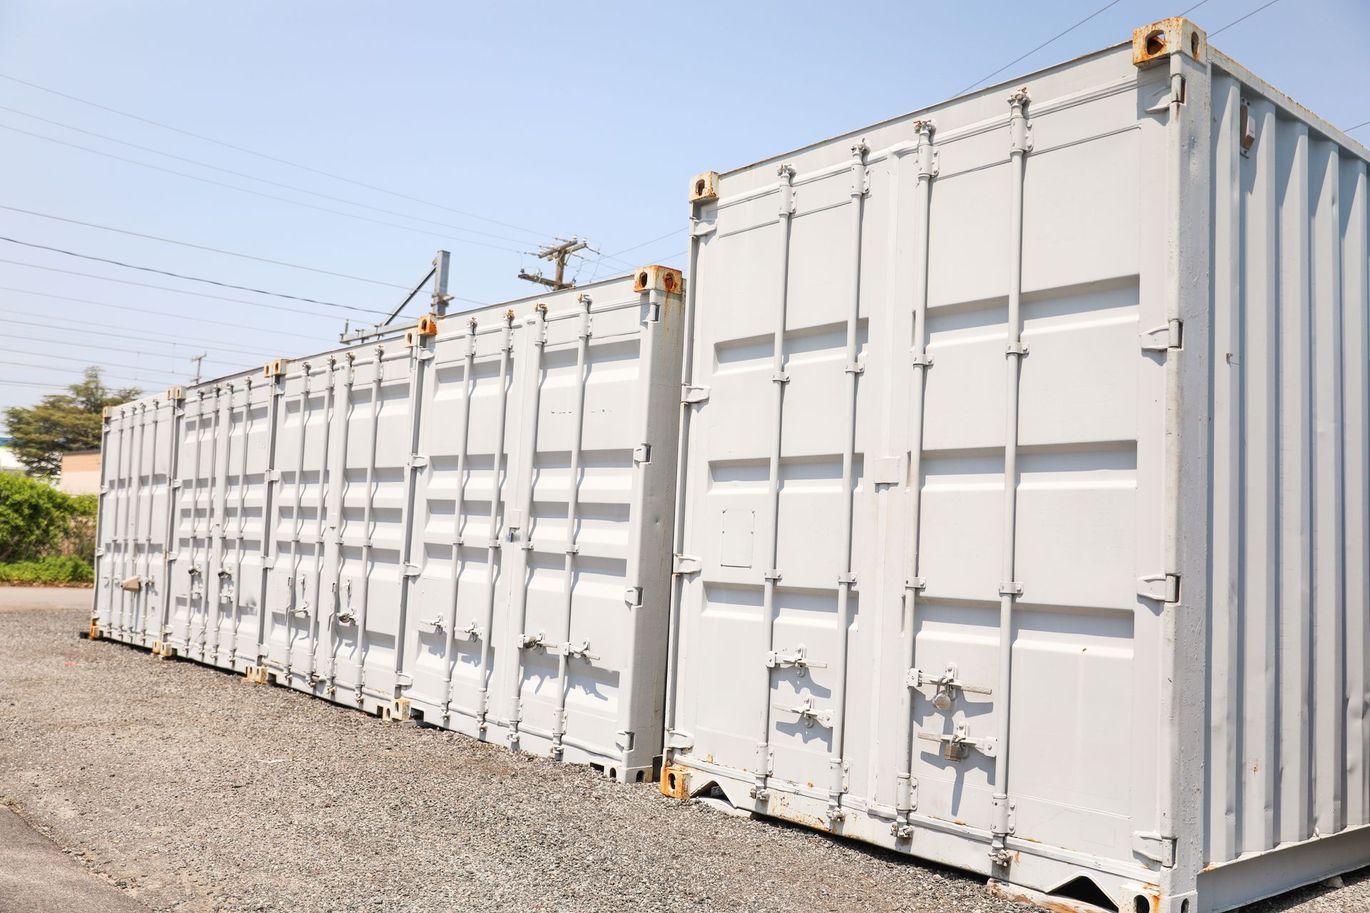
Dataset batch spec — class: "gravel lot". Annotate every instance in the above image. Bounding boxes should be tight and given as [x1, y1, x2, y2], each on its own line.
[1, 588, 1366, 913]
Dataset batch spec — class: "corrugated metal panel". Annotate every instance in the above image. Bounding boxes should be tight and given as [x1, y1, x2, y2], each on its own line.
[662, 20, 1370, 913]
[1200, 53, 1370, 899]
[95, 272, 684, 777]
[94, 390, 180, 648]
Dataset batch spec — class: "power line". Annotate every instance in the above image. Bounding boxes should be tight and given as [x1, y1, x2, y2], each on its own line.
[0, 315, 259, 363]
[957, 0, 1126, 96]
[1209, 0, 1285, 38]
[0, 378, 139, 391]
[0, 103, 547, 250]
[0, 71, 556, 242]
[0, 261, 324, 340]
[0, 327, 244, 367]
[0, 203, 406, 291]
[0, 121, 531, 257]
[0, 232, 390, 315]
[0, 72, 668, 277]
[1, 334, 238, 372]
[1348, 120, 1370, 133]
[1179, 0, 1217, 16]
[0, 301, 284, 357]
[0, 358, 174, 386]
[0, 344, 217, 378]
[600, 228, 687, 261]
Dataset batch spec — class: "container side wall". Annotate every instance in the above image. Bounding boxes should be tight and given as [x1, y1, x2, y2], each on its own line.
[1203, 61, 1370, 877]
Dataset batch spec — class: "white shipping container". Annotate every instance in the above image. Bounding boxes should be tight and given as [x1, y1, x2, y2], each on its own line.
[661, 18, 1370, 913]
[92, 388, 181, 647]
[94, 268, 685, 779]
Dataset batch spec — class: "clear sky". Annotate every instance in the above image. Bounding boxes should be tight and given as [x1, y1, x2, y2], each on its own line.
[0, 0, 1366, 427]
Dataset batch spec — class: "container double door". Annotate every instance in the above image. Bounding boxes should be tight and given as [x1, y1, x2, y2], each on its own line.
[397, 296, 664, 771]
[94, 395, 178, 647]
[670, 71, 1174, 874]
[165, 380, 273, 669]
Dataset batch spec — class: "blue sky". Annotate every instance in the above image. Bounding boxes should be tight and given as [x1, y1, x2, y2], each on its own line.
[0, 0, 1365, 425]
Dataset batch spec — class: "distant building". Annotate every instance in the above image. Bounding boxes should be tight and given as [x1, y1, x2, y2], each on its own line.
[59, 450, 102, 495]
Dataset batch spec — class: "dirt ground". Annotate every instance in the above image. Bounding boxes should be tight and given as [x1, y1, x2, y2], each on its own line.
[1, 587, 1366, 913]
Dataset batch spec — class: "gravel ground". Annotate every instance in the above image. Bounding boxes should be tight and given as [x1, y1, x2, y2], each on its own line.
[1, 589, 1366, 913]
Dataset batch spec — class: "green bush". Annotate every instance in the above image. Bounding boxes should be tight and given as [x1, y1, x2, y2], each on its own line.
[0, 472, 80, 563]
[0, 555, 94, 585]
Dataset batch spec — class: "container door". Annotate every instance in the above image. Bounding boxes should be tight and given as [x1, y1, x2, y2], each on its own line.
[331, 346, 414, 706]
[402, 316, 521, 731]
[263, 362, 335, 681]
[672, 55, 1169, 878]
[167, 390, 215, 654]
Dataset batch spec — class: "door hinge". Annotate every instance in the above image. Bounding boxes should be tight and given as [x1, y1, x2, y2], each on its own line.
[1140, 318, 1183, 352]
[1138, 573, 1180, 603]
[1133, 831, 1177, 867]
[867, 455, 905, 486]
[682, 384, 711, 405]
[666, 729, 694, 751]
[673, 554, 701, 575]
[633, 443, 651, 464]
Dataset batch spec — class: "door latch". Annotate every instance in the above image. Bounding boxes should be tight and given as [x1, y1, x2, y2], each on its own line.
[917, 722, 998, 761]
[765, 644, 828, 677]
[907, 663, 992, 710]
[772, 695, 833, 729]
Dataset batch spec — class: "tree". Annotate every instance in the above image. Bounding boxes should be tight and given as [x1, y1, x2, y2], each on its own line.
[3, 368, 141, 477]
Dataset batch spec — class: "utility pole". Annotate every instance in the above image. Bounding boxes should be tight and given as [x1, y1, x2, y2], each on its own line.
[190, 352, 207, 384]
[518, 237, 588, 290]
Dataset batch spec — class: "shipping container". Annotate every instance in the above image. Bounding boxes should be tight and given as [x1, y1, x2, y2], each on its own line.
[92, 388, 182, 647]
[660, 18, 1370, 913]
[93, 267, 686, 778]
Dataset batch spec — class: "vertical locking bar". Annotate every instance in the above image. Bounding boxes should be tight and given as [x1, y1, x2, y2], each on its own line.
[505, 303, 548, 747]
[474, 311, 516, 733]
[187, 391, 207, 646]
[283, 366, 312, 675]
[754, 163, 797, 801]
[135, 400, 161, 642]
[326, 355, 356, 692]
[440, 319, 479, 721]
[120, 404, 147, 637]
[826, 141, 869, 824]
[229, 380, 253, 662]
[895, 120, 937, 838]
[204, 386, 230, 658]
[254, 368, 285, 664]
[551, 295, 593, 757]
[393, 319, 435, 692]
[989, 88, 1031, 868]
[156, 392, 185, 645]
[351, 349, 384, 700]
[306, 357, 337, 683]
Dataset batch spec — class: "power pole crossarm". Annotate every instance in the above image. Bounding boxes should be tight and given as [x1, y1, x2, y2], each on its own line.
[518, 238, 588, 290]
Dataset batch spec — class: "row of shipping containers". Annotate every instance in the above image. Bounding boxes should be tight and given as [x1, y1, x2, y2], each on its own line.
[89, 19, 1370, 913]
